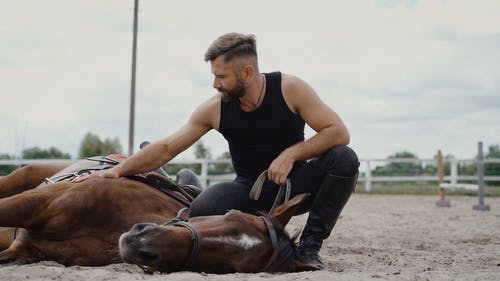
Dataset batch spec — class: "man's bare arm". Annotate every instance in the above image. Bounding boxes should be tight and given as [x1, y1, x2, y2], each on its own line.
[74, 95, 219, 181]
[267, 74, 349, 185]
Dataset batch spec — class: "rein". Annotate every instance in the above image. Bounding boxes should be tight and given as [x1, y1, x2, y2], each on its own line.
[249, 170, 291, 213]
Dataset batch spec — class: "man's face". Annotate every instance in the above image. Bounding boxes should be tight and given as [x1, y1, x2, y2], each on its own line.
[211, 56, 247, 101]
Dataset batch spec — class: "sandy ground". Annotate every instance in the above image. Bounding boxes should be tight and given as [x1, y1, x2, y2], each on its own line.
[1, 194, 499, 281]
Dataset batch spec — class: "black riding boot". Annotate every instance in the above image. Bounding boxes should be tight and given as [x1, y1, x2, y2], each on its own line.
[297, 173, 358, 270]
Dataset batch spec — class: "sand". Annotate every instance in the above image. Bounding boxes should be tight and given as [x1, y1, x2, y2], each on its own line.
[1, 194, 499, 281]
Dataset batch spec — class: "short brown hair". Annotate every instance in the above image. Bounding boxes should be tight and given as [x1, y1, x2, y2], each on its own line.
[204, 33, 257, 62]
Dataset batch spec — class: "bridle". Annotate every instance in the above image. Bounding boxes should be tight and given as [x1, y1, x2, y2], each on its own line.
[138, 209, 283, 274]
[260, 216, 281, 272]
[162, 219, 202, 269]
[138, 208, 202, 274]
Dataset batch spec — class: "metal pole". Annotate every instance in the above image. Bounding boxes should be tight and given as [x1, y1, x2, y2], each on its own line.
[473, 141, 490, 211]
[365, 160, 372, 192]
[128, 0, 139, 156]
[450, 158, 457, 185]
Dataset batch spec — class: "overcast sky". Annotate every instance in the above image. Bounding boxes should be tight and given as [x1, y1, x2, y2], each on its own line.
[1, 0, 499, 161]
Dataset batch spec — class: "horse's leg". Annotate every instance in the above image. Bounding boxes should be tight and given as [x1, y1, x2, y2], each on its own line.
[0, 163, 70, 199]
[0, 229, 40, 264]
[0, 227, 15, 251]
[0, 165, 68, 257]
[0, 185, 65, 264]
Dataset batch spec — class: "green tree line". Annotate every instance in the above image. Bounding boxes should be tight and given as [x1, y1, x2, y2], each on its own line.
[0, 132, 122, 175]
[0, 133, 232, 176]
[371, 145, 500, 185]
[2, 136, 499, 183]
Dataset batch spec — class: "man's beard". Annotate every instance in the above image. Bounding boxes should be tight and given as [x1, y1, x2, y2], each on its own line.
[220, 74, 247, 102]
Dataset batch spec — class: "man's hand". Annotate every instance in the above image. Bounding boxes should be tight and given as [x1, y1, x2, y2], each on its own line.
[73, 168, 120, 183]
[267, 150, 296, 186]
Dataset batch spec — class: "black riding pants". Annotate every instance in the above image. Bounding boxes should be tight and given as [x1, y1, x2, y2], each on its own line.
[189, 146, 359, 217]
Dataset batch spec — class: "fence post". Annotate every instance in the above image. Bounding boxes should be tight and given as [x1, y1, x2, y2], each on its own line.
[365, 160, 372, 192]
[450, 157, 458, 185]
[473, 141, 490, 211]
[200, 159, 209, 188]
[436, 149, 450, 207]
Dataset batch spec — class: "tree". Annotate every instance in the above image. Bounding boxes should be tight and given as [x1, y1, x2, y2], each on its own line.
[423, 153, 455, 176]
[22, 147, 71, 159]
[372, 151, 423, 176]
[194, 141, 211, 159]
[79, 132, 122, 158]
[0, 153, 16, 175]
[1, 147, 71, 175]
[210, 151, 234, 175]
[485, 145, 500, 186]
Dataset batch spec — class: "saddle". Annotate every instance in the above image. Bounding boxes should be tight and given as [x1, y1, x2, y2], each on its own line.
[129, 169, 202, 207]
[45, 154, 203, 207]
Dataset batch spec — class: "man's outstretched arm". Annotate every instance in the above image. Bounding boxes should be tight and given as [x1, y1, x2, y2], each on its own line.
[74, 95, 219, 182]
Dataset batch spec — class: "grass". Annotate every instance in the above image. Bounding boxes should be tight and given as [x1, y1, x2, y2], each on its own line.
[355, 182, 500, 197]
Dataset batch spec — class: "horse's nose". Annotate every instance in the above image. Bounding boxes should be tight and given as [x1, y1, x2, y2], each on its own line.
[129, 223, 157, 235]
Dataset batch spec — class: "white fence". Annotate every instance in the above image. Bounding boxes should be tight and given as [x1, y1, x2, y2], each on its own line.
[1, 157, 500, 190]
[360, 158, 500, 191]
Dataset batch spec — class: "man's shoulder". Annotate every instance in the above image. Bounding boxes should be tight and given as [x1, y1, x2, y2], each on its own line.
[280, 73, 309, 94]
[190, 93, 221, 128]
[199, 93, 222, 109]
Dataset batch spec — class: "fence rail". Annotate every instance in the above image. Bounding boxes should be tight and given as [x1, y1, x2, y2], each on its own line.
[1, 157, 500, 190]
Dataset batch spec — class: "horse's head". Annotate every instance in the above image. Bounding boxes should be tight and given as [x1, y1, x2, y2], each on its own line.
[119, 194, 314, 273]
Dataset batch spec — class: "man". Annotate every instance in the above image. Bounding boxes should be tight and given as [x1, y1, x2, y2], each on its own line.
[77, 33, 359, 270]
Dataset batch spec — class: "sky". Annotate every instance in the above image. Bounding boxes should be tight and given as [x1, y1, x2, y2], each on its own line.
[1, 0, 499, 161]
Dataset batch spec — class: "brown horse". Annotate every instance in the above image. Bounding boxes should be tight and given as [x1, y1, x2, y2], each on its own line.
[0, 158, 187, 266]
[0, 157, 312, 272]
[119, 194, 313, 273]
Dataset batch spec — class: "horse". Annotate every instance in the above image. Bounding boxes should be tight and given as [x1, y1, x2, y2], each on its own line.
[0, 156, 313, 272]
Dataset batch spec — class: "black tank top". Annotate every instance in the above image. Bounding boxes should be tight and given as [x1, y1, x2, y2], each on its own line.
[219, 71, 305, 183]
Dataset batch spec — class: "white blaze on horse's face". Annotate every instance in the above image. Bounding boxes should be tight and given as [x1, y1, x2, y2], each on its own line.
[205, 234, 262, 250]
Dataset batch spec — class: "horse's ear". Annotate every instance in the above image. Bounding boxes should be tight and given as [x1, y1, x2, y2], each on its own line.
[270, 193, 310, 226]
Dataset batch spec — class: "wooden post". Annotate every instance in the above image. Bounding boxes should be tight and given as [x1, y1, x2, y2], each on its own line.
[436, 149, 450, 207]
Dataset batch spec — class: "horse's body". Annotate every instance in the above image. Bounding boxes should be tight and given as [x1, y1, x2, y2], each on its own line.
[0, 159, 185, 265]
[0, 158, 312, 273]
